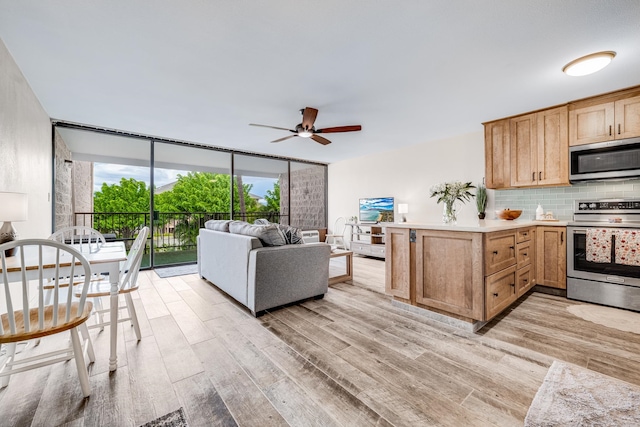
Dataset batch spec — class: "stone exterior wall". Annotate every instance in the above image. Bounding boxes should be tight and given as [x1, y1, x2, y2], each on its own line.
[285, 164, 326, 229]
[54, 129, 73, 230]
[73, 161, 93, 216]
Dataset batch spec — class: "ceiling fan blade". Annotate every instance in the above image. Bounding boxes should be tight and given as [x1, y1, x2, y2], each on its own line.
[311, 134, 332, 145]
[316, 125, 362, 133]
[249, 123, 295, 132]
[301, 107, 318, 130]
[271, 135, 298, 143]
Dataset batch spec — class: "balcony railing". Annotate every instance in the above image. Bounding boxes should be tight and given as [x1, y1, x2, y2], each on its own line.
[74, 211, 285, 257]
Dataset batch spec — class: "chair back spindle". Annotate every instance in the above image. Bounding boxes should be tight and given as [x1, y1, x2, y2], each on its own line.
[0, 239, 91, 340]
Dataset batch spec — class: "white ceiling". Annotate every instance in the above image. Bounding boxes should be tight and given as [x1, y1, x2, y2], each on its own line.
[1, 1, 640, 164]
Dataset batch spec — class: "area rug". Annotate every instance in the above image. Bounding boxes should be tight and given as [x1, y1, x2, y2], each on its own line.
[154, 264, 199, 278]
[566, 304, 640, 335]
[525, 361, 640, 426]
[139, 407, 189, 427]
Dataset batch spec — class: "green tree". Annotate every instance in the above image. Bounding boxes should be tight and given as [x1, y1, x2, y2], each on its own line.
[261, 181, 281, 212]
[93, 178, 150, 240]
[155, 172, 260, 248]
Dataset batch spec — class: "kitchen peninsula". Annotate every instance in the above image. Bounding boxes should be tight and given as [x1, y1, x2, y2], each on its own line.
[385, 220, 567, 332]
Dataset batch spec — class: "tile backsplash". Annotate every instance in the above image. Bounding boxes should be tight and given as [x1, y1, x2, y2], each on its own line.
[493, 179, 640, 221]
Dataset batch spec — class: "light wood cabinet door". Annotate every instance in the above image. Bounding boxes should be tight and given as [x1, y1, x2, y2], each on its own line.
[516, 265, 534, 298]
[569, 102, 615, 146]
[484, 230, 517, 276]
[537, 106, 569, 186]
[510, 113, 537, 187]
[484, 119, 511, 189]
[385, 227, 410, 299]
[485, 265, 517, 320]
[615, 95, 640, 139]
[536, 226, 567, 289]
[415, 230, 484, 320]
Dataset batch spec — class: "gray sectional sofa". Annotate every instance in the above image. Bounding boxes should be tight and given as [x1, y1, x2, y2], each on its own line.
[197, 220, 331, 316]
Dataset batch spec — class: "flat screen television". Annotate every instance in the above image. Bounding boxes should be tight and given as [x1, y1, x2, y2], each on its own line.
[359, 197, 394, 223]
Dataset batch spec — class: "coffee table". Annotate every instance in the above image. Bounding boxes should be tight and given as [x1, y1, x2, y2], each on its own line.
[329, 249, 353, 285]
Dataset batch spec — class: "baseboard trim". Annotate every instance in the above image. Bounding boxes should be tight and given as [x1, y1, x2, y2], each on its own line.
[391, 299, 487, 333]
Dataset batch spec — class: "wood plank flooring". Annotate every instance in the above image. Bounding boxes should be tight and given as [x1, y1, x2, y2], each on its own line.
[2, 255, 640, 426]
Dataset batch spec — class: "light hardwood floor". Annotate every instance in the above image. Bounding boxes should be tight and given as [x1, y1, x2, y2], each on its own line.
[2, 255, 640, 426]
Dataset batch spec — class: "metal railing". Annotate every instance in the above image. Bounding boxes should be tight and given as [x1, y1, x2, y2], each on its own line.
[74, 211, 285, 254]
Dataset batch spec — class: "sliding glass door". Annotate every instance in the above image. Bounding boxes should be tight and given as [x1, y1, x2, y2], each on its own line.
[153, 142, 231, 266]
[53, 123, 328, 269]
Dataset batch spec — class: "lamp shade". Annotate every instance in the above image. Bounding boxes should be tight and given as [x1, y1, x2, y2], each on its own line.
[0, 192, 28, 221]
[398, 204, 409, 214]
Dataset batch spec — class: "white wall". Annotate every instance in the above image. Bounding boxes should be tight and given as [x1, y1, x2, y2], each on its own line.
[0, 38, 52, 238]
[328, 130, 493, 231]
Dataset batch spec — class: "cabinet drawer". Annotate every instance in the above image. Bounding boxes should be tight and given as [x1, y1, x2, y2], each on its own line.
[370, 245, 386, 257]
[485, 231, 517, 276]
[516, 265, 533, 298]
[485, 265, 517, 320]
[516, 227, 533, 243]
[516, 241, 532, 267]
[351, 242, 371, 255]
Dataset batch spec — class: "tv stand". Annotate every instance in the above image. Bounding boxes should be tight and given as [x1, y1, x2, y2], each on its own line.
[348, 223, 386, 259]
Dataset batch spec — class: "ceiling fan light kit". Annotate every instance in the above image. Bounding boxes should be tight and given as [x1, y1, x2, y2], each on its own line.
[250, 107, 362, 145]
[562, 51, 616, 76]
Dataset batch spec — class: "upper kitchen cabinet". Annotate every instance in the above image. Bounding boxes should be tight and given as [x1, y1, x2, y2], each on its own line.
[510, 106, 569, 187]
[569, 88, 640, 146]
[484, 119, 510, 189]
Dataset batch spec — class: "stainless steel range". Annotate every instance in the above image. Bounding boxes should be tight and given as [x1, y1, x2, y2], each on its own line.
[567, 199, 640, 311]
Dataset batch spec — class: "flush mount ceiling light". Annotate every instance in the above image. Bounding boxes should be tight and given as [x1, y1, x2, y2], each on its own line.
[563, 51, 616, 76]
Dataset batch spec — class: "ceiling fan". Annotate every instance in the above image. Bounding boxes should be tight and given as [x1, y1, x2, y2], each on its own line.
[249, 107, 361, 145]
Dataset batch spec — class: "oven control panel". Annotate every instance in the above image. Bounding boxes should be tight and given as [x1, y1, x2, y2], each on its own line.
[576, 200, 640, 213]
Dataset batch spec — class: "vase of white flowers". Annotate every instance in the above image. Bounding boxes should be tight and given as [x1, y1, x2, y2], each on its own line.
[429, 181, 475, 224]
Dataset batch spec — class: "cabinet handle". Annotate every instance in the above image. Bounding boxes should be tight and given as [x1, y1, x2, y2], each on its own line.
[609, 125, 612, 136]
[509, 246, 515, 250]
[493, 250, 498, 255]
[523, 278, 528, 283]
[493, 293, 498, 297]
[523, 232, 528, 236]
[523, 253, 527, 257]
[539, 171, 542, 180]
[532, 172, 535, 181]
[561, 232, 564, 244]
[618, 124, 621, 135]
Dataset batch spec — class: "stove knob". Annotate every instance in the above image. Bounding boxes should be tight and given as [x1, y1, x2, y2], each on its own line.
[589, 203, 597, 209]
[579, 203, 587, 210]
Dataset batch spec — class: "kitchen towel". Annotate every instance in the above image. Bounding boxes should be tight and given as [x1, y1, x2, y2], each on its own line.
[586, 228, 613, 263]
[615, 230, 640, 267]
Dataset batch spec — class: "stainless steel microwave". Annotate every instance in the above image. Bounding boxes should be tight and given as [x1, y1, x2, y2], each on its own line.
[570, 136, 640, 182]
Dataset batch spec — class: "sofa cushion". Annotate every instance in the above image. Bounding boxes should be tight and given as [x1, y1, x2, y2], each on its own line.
[229, 221, 286, 246]
[277, 224, 304, 245]
[254, 218, 270, 225]
[204, 219, 232, 232]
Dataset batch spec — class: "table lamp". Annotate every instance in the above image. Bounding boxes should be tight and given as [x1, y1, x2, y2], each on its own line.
[398, 203, 409, 222]
[0, 192, 28, 257]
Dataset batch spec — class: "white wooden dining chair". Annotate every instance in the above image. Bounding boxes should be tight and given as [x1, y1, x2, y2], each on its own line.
[325, 216, 347, 250]
[49, 226, 106, 254]
[45, 226, 107, 325]
[0, 239, 95, 397]
[75, 227, 149, 341]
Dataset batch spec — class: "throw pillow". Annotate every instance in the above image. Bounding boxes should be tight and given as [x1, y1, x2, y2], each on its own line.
[204, 219, 232, 232]
[229, 222, 287, 246]
[254, 218, 270, 225]
[277, 224, 304, 245]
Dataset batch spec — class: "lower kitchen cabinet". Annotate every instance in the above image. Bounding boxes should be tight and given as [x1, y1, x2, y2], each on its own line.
[536, 226, 567, 289]
[486, 265, 517, 320]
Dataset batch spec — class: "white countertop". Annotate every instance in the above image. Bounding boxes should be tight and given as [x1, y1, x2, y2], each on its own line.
[385, 219, 568, 233]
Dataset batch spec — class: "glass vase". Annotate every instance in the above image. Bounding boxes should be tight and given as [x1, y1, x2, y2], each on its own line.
[442, 200, 457, 224]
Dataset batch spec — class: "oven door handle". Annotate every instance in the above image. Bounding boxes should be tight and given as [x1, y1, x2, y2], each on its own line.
[571, 229, 587, 234]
